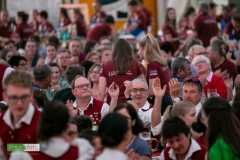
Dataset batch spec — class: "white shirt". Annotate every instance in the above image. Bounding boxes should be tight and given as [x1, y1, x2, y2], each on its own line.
[195, 102, 202, 116]
[0, 104, 34, 160]
[160, 138, 202, 160]
[96, 148, 129, 160]
[9, 137, 94, 160]
[138, 101, 152, 128]
[206, 71, 213, 82]
[73, 96, 109, 118]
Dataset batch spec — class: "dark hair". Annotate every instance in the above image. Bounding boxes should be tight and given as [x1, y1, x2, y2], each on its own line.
[81, 61, 94, 76]
[29, 35, 40, 44]
[79, 129, 98, 145]
[33, 64, 52, 81]
[105, 15, 114, 24]
[33, 88, 47, 109]
[162, 116, 190, 140]
[83, 40, 97, 55]
[48, 62, 60, 71]
[8, 55, 26, 67]
[48, 36, 60, 47]
[26, 39, 40, 59]
[72, 115, 93, 133]
[183, 78, 203, 93]
[112, 39, 135, 74]
[128, 0, 139, 6]
[46, 43, 57, 50]
[229, 3, 237, 11]
[192, 111, 206, 133]
[94, 0, 103, 5]
[113, 103, 143, 135]
[165, 8, 176, 29]
[38, 100, 70, 142]
[186, 39, 202, 51]
[202, 97, 240, 156]
[233, 93, 240, 122]
[17, 11, 29, 23]
[210, 43, 224, 57]
[209, 2, 217, 9]
[4, 40, 16, 47]
[160, 41, 174, 56]
[184, 6, 195, 18]
[18, 39, 27, 49]
[98, 113, 129, 147]
[0, 102, 8, 113]
[39, 10, 48, 19]
[171, 57, 191, 75]
[65, 65, 85, 84]
[60, 8, 69, 19]
[233, 14, 240, 23]
[222, 5, 230, 13]
[73, 8, 84, 19]
[88, 63, 102, 86]
[0, 49, 11, 61]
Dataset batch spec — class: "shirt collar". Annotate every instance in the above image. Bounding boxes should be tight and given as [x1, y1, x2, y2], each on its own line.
[206, 72, 213, 82]
[195, 102, 202, 115]
[169, 138, 201, 159]
[140, 101, 150, 110]
[73, 96, 93, 112]
[100, 148, 129, 160]
[3, 104, 35, 130]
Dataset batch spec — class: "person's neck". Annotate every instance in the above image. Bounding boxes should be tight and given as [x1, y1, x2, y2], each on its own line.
[51, 81, 58, 86]
[112, 142, 128, 153]
[92, 82, 99, 90]
[137, 101, 145, 109]
[126, 134, 135, 147]
[49, 57, 55, 62]
[76, 96, 91, 110]
[212, 56, 225, 68]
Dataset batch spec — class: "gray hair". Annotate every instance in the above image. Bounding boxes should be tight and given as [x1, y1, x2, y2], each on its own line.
[132, 78, 149, 90]
[33, 64, 52, 81]
[192, 55, 211, 71]
[171, 57, 191, 75]
[198, 2, 210, 14]
[210, 43, 224, 57]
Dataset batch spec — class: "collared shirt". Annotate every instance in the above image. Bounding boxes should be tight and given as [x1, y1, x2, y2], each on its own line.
[206, 72, 213, 83]
[160, 138, 202, 160]
[138, 101, 152, 128]
[73, 96, 109, 118]
[9, 137, 94, 160]
[195, 102, 202, 116]
[96, 148, 129, 160]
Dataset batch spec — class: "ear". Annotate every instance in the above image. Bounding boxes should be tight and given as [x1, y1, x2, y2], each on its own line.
[178, 68, 183, 74]
[2, 92, 6, 101]
[71, 88, 75, 95]
[131, 119, 136, 127]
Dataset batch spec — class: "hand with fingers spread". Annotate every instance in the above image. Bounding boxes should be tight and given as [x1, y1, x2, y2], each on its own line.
[108, 82, 119, 99]
[224, 77, 233, 90]
[169, 78, 181, 99]
[219, 70, 228, 79]
[124, 80, 133, 98]
[66, 99, 78, 117]
[152, 77, 166, 99]
[199, 74, 208, 86]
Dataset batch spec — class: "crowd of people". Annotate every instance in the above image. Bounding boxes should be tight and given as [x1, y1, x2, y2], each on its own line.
[0, 0, 240, 160]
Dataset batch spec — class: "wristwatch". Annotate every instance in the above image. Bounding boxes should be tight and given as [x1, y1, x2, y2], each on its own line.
[126, 95, 134, 101]
[172, 97, 181, 103]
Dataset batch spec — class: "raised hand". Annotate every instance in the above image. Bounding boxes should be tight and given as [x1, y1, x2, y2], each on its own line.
[66, 99, 78, 117]
[152, 77, 166, 99]
[108, 82, 119, 99]
[124, 80, 133, 97]
[169, 78, 181, 99]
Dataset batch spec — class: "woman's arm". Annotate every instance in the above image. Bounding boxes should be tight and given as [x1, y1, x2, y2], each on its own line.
[164, 33, 181, 42]
[98, 77, 107, 101]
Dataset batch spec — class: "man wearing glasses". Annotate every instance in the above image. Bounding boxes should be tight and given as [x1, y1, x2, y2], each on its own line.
[0, 71, 41, 160]
[66, 76, 110, 131]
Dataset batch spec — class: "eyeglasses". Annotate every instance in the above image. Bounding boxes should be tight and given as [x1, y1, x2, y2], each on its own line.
[131, 88, 148, 94]
[19, 63, 27, 66]
[6, 94, 31, 103]
[90, 71, 100, 75]
[74, 83, 91, 90]
[194, 60, 206, 67]
[68, 131, 78, 137]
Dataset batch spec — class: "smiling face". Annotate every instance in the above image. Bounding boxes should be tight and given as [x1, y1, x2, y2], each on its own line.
[89, 66, 100, 83]
[5, 51, 13, 62]
[131, 81, 149, 108]
[25, 41, 37, 57]
[51, 66, 60, 84]
[47, 45, 57, 60]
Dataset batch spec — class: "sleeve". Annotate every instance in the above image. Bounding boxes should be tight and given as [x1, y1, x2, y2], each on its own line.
[193, 18, 202, 33]
[215, 78, 227, 99]
[134, 139, 152, 157]
[162, 24, 171, 35]
[9, 152, 33, 160]
[135, 13, 144, 26]
[72, 138, 94, 160]
[216, 15, 221, 23]
[151, 117, 163, 136]
[138, 109, 151, 127]
[159, 149, 166, 160]
[101, 103, 110, 118]
[209, 142, 222, 160]
[147, 63, 160, 79]
[224, 23, 232, 36]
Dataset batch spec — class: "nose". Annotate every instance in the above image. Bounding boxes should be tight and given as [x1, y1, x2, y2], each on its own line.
[16, 98, 23, 105]
[172, 141, 179, 149]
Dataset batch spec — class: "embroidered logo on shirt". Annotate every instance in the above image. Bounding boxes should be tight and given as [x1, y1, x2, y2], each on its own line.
[150, 70, 157, 76]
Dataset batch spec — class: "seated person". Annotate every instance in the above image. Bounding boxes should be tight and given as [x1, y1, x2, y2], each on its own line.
[8, 55, 27, 71]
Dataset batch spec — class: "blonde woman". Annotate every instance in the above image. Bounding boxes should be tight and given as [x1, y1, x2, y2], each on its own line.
[137, 33, 172, 114]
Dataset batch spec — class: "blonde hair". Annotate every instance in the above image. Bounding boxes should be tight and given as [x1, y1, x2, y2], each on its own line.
[138, 33, 167, 66]
[86, 51, 101, 61]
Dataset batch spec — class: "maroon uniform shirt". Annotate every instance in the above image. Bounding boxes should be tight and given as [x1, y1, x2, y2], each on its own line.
[29, 21, 40, 32]
[141, 7, 153, 27]
[193, 14, 218, 47]
[100, 60, 143, 105]
[59, 18, 71, 27]
[39, 21, 54, 33]
[128, 10, 148, 32]
[91, 11, 107, 24]
[10, 23, 34, 39]
[146, 61, 171, 96]
[224, 22, 240, 40]
[75, 18, 87, 37]
[86, 22, 111, 42]
[162, 23, 180, 51]
[0, 22, 12, 38]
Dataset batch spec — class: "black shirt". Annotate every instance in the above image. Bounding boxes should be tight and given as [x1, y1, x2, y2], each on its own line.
[53, 88, 76, 104]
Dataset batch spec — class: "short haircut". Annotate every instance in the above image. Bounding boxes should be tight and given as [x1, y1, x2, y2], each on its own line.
[4, 40, 16, 47]
[209, 43, 224, 57]
[209, 2, 217, 9]
[222, 5, 230, 12]
[65, 65, 85, 84]
[33, 64, 52, 81]
[183, 77, 203, 93]
[57, 49, 71, 58]
[171, 57, 191, 75]
[29, 35, 40, 44]
[128, 0, 139, 6]
[98, 113, 129, 147]
[198, 2, 210, 14]
[39, 10, 48, 19]
[86, 51, 101, 61]
[79, 129, 98, 146]
[162, 116, 190, 140]
[72, 115, 93, 133]
[105, 15, 115, 24]
[8, 55, 27, 67]
[132, 78, 149, 90]
[48, 62, 60, 71]
[160, 41, 174, 56]
[233, 14, 240, 23]
[3, 71, 32, 91]
[71, 75, 87, 88]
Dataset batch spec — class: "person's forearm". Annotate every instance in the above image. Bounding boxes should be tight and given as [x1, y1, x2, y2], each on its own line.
[97, 92, 105, 101]
[109, 97, 118, 112]
[151, 97, 162, 128]
[236, 49, 240, 66]
[227, 88, 233, 102]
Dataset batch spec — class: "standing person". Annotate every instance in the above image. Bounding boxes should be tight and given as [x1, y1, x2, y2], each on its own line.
[90, 0, 107, 27]
[201, 97, 240, 159]
[138, 33, 172, 114]
[162, 8, 181, 52]
[9, 100, 94, 160]
[29, 9, 39, 33]
[38, 10, 54, 36]
[70, 8, 87, 37]
[209, 2, 217, 18]
[224, 14, 240, 41]
[0, 9, 12, 38]
[216, 6, 231, 31]
[98, 39, 144, 105]
[0, 71, 41, 160]
[58, 8, 71, 28]
[11, 11, 34, 42]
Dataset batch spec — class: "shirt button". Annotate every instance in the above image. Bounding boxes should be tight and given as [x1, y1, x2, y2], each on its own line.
[9, 131, 12, 134]
[11, 136, 14, 139]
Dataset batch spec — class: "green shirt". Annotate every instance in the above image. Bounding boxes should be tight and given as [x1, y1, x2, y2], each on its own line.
[209, 137, 240, 160]
[46, 80, 68, 100]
